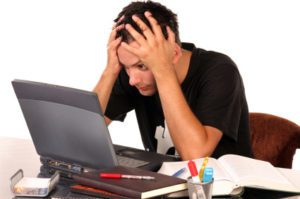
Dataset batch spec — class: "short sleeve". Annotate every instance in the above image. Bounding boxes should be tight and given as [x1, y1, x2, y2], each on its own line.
[195, 63, 245, 141]
[105, 69, 136, 121]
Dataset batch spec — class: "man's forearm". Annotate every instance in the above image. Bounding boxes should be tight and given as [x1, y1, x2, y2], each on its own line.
[154, 71, 221, 159]
[93, 68, 119, 116]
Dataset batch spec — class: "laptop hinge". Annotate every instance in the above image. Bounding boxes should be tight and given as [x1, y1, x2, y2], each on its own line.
[41, 157, 84, 174]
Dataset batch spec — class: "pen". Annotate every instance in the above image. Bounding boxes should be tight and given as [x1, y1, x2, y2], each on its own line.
[100, 173, 155, 180]
[199, 157, 209, 182]
[172, 167, 186, 177]
[187, 160, 199, 183]
[202, 167, 213, 183]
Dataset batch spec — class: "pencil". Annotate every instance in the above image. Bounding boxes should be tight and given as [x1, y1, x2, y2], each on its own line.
[172, 167, 186, 177]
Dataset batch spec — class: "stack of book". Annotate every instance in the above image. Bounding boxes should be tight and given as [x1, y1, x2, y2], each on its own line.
[71, 166, 187, 198]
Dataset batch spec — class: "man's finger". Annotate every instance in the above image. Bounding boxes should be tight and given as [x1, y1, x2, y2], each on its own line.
[166, 26, 175, 43]
[117, 15, 125, 23]
[125, 23, 147, 46]
[121, 41, 140, 56]
[132, 15, 154, 42]
[144, 11, 164, 40]
[109, 36, 122, 50]
[108, 24, 124, 45]
[108, 28, 117, 45]
[112, 15, 125, 30]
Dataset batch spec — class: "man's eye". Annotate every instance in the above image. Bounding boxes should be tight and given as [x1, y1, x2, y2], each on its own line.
[138, 64, 148, 71]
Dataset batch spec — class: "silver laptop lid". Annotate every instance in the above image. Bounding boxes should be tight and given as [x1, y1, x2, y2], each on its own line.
[12, 79, 118, 170]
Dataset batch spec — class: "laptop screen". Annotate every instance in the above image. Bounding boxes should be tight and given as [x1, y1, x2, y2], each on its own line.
[12, 79, 118, 170]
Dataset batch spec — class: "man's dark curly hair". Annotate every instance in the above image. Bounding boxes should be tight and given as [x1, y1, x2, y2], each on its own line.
[114, 1, 180, 44]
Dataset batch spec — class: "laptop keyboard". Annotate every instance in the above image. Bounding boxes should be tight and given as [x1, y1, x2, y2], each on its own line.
[116, 155, 149, 168]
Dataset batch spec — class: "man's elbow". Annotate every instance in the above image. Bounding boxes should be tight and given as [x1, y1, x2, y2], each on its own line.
[104, 116, 112, 125]
[179, 146, 215, 160]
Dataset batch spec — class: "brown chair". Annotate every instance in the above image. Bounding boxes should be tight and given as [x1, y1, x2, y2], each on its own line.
[249, 112, 300, 168]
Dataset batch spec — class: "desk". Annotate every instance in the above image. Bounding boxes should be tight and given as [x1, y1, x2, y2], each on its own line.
[1, 136, 299, 199]
[0, 136, 40, 198]
[0, 136, 84, 198]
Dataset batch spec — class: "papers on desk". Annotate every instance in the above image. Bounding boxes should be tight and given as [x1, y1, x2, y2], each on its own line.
[158, 154, 300, 196]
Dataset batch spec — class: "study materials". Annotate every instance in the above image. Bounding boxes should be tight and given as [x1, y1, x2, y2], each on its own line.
[199, 156, 209, 182]
[188, 160, 199, 183]
[10, 169, 59, 197]
[72, 166, 187, 199]
[12, 79, 178, 173]
[158, 154, 300, 196]
[172, 167, 186, 177]
[202, 167, 213, 183]
[100, 173, 155, 180]
[70, 184, 131, 199]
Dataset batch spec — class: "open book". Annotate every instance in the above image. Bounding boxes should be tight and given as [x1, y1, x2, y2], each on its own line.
[158, 154, 300, 196]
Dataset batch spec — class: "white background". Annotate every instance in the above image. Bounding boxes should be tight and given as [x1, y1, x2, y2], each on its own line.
[0, 0, 299, 169]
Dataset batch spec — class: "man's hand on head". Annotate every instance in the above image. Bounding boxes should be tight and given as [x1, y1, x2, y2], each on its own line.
[105, 22, 124, 76]
[120, 11, 177, 77]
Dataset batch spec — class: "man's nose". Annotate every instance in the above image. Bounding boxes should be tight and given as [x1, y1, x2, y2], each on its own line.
[128, 70, 141, 86]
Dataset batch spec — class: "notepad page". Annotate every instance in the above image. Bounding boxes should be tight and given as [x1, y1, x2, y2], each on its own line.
[278, 168, 300, 189]
[218, 155, 299, 192]
[158, 157, 232, 182]
[158, 158, 241, 196]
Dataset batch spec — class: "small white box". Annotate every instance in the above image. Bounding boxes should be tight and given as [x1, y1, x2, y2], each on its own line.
[10, 169, 59, 197]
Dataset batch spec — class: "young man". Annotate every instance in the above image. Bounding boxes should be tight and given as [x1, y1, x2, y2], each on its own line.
[94, 1, 253, 160]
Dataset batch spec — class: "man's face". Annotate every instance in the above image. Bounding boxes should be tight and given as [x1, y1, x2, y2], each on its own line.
[117, 41, 157, 96]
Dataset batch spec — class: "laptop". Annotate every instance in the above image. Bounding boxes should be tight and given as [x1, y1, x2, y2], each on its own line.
[12, 79, 177, 173]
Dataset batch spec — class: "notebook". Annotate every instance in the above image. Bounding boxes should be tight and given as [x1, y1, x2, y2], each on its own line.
[72, 166, 187, 199]
[12, 79, 177, 173]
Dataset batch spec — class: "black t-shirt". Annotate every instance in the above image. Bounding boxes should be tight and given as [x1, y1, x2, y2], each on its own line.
[105, 42, 253, 158]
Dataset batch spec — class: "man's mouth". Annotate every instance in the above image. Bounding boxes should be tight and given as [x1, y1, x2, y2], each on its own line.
[138, 86, 148, 91]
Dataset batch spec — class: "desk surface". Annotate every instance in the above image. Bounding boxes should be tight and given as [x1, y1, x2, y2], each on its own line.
[1, 136, 300, 199]
[0, 136, 84, 198]
[0, 136, 40, 198]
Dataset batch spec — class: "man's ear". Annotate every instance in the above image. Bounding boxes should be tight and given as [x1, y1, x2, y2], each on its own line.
[172, 43, 182, 64]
